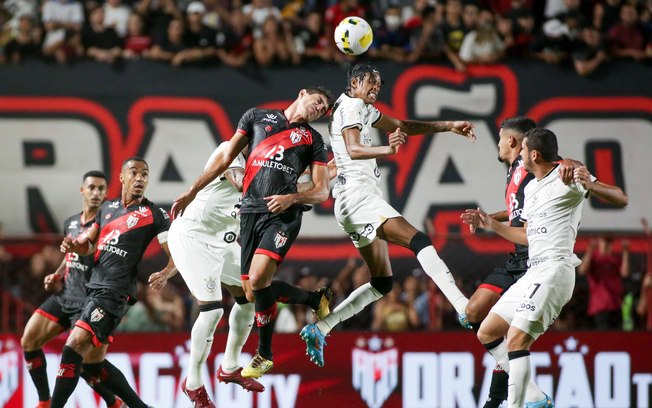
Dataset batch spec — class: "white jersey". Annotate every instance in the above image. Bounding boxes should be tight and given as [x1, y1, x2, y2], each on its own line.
[173, 146, 246, 246]
[521, 166, 589, 266]
[330, 93, 382, 197]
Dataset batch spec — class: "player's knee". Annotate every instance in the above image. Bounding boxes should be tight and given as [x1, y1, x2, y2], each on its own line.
[476, 325, 497, 345]
[199, 301, 224, 313]
[370, 276, 394, 295]
[409, 231, 432, 255]
[21, 334, 37, 351]
[465, 299, 486, 323]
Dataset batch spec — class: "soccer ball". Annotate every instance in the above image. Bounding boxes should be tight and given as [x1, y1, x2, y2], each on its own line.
[334, 16, 373, 56]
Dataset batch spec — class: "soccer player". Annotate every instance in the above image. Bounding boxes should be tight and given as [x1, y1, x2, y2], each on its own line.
[467, 128, 621, 408]
[300, 62, 475, 367]
[52, 157, 175, 408]
[170, 142, 333, 407]
[459, 117, 629, 408]
[171, 86, 334, 379]
[21, 171, 123, 408]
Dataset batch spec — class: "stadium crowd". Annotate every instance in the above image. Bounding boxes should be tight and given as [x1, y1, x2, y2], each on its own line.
[1, 0, 652, 75]
[2, 219, 651, 334]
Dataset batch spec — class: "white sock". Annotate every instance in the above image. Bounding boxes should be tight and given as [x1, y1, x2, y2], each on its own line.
[416, 247, 468, 313]
[187, 308, 223, 389]
[316, 283, 382, 335]
[507, 353, 530, 408]
[486, 339, 510, 372]
[221, 302, 254, 372]
[487, 340, 544, 404]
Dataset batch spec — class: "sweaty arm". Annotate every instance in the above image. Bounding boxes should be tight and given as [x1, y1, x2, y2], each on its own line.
[343, 126, 403, 160]
[374, 114, 476, 140]
[265, 163, 330, 213]
[172, 133, 249, 218]
[60, 224, 99, 256]
[574, 166, 629, 207]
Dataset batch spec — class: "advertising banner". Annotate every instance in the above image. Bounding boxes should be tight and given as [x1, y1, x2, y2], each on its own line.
[1, 331, 651, 407]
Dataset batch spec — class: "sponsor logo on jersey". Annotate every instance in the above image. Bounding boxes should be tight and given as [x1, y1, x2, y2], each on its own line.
[159, 208, 170, 219]
[224, 231, 236, 243]
[90, 307, 105, 322]
[69, 220, 79, 229]
[265, 125, 272, 132]
[127, 215, 139, 229]
[274, 231, 288, 248]
[251, 159, 294, 175]
[108, 201, 120, 208]
[262, 114, 278, 124]
[352, 336, 398, 408]
[205, 276, 217, 293]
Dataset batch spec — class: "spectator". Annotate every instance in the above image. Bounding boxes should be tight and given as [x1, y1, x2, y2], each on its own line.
[407, 5, 465, 70]
[134, 0, 181, 43]
[414, 279, 445, 331]
[637, 218, 652, 330]
[368, 5, 411, 62]
[143, 18, 189, 63]
[215, 8, 252, 67]
[579, 236, 630, 329]
[172, 1, 217, 66]
[122, 12, 151, 58]
[372, 281, 420, 331]
[103, 0, 132, 38]
[459, 20, 505, 64]
[530, 10, 582, 65]
[252, 14, 299, 66]
[506, 9, 535, 57]
[41, 0, 84, 64]
[440, 0, 468, 53]
[572, 24, 608, 76]
[462, 2, 479, 31]
[3, 14, 42, 63]
[324, 0, 366, 60]
[293, 10, 331, 61]
[242, 0, 281, 38]
[593, 0, 622, 34]
[82, 7, 122, 64]
[608, 3, 646, 61]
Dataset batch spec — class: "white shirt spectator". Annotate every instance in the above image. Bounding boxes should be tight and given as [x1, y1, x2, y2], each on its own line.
[104, 0, 132, 37]
[41, 0, 84, 48]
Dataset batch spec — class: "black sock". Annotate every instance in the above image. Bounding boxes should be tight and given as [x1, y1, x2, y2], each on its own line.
[270, 280, 315, 307]
[254, 286, 278, 360]
[101, 360, 148, 408]
[24, 349, 50, 401]
[50, 346, 83, 408]
[484, 369, 509, 406]
[80, 363, 116, 406]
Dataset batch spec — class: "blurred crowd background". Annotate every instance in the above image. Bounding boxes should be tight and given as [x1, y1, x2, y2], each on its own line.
[2, 218, 651, 335]
[1, 0, 652, 75]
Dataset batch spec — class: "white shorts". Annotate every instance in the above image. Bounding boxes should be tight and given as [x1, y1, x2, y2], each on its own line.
[334, 185, 401, 248]
[490, 260, 575, 339]
[168, 223, 241, 302]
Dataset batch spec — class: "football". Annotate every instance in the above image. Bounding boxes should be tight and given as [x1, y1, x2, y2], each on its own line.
[334, 16, 373, 56]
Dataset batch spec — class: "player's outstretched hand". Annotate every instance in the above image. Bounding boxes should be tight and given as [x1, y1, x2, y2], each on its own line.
[171, 190, 196, 219]
[388, 128, 406, 154]
[460, 209, 480, 233]
[474, 207, 495, 230]
[558, 159, 575, 184]
[148, 271, 169, 291]
[265, 194, 294, 214]
[60, 237, 80, 253]
[450, 121, 476, 142]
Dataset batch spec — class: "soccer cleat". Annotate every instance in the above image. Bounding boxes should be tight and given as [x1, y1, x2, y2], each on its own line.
[525, 393, 555, 408]
[457, 313, 473, 330]
[217, 365, 265, 392]
[241, 353, 274, 379]
[300, 323, 327, 367]
[314, 287, 333, 320]
[181, 378, 216, 408]
[35, 401, 51, 408]
[107, 397, 125, 408]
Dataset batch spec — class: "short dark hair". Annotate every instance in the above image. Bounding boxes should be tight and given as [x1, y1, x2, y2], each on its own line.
[346, 62, 384, 93]
[122, 156, 148, 169]
[501, 116, 536, 136]
[524, 128, 558, 162]
[305, 86, 335, 109]
[83, 170, 106, 181]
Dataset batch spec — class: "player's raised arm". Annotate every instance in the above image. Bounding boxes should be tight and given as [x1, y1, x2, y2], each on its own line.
[374, 115, 476, 141]
[60, 224, 99, 255]
[468, 207, 528, 246]
[148, 241, 178, 290]
[573, 166, 629, 207]
[172, 133, 249, 218]
[265, 162, 330, 214]
[343, 126, 405, 160]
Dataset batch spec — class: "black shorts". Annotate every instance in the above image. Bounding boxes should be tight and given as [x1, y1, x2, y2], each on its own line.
[75, 288, 129, 347]
[479, 254, 528, 295]
[240, 209, 303, 279]
[35, 296, 84, 330]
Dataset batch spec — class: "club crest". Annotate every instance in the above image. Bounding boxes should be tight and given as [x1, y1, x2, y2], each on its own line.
[274, 231, 288, 248]
[127, 215, 139, 229]
[90, 307, 105, 323]
[352, 336, 398, 408]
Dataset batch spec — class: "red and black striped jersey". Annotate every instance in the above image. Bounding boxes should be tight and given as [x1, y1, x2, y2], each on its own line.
[87, 198, 170, 298]
[505, 155, 534, 255]
[237, 108, 328, 213]
[58, 213, 95, 304]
